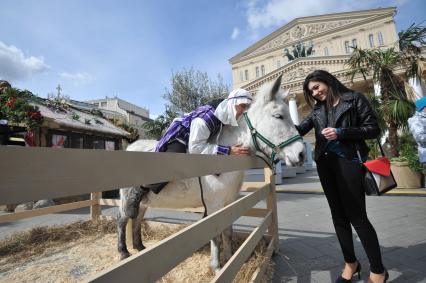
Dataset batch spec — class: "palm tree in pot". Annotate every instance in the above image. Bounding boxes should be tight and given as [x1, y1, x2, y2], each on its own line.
[347, 23, 426, 157]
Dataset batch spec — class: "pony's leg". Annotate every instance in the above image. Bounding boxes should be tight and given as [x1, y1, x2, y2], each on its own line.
[207, 201, 224, 272]
[222, 225, 233, 262]
[118, 187, 145, 259]
[132, 205, 147, 251]
[117, 210, 131, 259]
[123, 187, 145, 219]
[210, 235, 222, 272]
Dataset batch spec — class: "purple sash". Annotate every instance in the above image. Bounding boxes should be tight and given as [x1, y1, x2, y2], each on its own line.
[155, 105, 222, 152]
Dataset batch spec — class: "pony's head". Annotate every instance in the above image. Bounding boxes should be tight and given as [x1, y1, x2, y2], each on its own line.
[246, 75, 305, 167]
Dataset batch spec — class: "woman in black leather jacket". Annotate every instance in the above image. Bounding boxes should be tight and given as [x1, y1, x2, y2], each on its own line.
[296, 70, 388, 283]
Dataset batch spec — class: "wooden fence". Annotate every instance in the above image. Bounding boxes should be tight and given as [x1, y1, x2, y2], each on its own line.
[0, 146, 279, 282]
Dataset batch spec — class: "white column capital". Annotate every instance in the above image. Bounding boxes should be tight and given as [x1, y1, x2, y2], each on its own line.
[288, 93, 297, 100]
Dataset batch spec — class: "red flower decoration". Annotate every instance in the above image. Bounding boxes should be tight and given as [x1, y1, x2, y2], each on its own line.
[29, 111, 42, 118]
[5, 97, 17, 107]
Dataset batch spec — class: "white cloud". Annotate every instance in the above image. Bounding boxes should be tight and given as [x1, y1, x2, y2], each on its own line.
[231, 27, 240, 40]
[245, 0, 409, 39]
[0, 41, 49, 81]
[60, 71, 94, 85]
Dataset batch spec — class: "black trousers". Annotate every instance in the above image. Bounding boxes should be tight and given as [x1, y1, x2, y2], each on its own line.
[316, 152, 385, 274]
[146, 140, 186, 194]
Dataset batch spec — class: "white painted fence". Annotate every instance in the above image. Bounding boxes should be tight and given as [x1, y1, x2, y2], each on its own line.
[0, 146, 279, 282]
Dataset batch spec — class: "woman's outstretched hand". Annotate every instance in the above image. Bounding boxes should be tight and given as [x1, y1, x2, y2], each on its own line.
[321, 127, 338, 140]
[230, 144, 250, 155]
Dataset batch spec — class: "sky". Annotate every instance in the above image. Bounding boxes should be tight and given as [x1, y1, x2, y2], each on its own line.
[0, 0, 425, 117]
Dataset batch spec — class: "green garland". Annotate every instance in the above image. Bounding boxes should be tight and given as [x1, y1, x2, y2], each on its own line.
[0, 88, 43, 130]
[108, 118, 139, 142]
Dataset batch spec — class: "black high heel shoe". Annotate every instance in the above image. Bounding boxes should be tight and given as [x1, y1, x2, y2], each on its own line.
[368, 269, 389, 283]
[383, 269, 389, 283]
[335, 262, 362, 283]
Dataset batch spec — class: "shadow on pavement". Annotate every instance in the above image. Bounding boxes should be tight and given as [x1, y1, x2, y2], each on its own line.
[273, 228, 426, 283]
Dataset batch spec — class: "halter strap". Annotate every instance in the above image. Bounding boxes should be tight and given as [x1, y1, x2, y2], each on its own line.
[243, 112, 302, 171]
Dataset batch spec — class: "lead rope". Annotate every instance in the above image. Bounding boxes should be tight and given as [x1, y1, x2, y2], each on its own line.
[198, 177, 208, 218]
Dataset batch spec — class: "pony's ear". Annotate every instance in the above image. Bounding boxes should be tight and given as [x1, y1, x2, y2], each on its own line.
[269, 74, 283, 101]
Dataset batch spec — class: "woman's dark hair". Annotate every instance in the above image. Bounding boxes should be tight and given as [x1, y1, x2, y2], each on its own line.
[302, 70, 352, 109]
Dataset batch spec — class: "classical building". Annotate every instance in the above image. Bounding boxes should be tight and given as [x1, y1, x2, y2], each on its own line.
[86, 97, 152, 138]
[229, 7, 424, 142]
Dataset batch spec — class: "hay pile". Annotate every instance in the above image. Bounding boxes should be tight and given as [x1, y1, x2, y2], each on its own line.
[0, 219, 116, 263]
[0, 219, 273, 282]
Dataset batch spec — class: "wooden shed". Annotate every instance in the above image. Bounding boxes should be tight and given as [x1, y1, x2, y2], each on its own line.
[1, 98, 130, 150]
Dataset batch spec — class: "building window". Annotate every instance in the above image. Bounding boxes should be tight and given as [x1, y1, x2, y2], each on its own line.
[352, 39, 357, 49]
[255, 66, 260, 78]
[240, 71, 243, 82]
[369, 34, 374, 48]
[244, 69, 249, 81]
[378, 32, 384, 45]
[70, 135, 83, 148]
[261, 65, 265, 76]
[51, 134, 67, 148]
[310, 50, 315, 56]
[100, 101, 107, 107]
[344, 41, 350, 54]
[105, 140, 115, 151]
[324, 47, 329, 56]
[93, 139, 105, 149]
[277, 60, 281, 69]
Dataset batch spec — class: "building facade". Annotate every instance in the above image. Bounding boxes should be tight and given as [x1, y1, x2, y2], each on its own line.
[229, 7, 424, 141]
[86, 97, 152, 139]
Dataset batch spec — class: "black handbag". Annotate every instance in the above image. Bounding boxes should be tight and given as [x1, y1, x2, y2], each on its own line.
[356, 139, 397, 196]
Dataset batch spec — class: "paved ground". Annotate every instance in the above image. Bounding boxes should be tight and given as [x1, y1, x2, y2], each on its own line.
[277, 168, 426, 196]
[1, 170, 426, 283]
[272, 193, 426, 283]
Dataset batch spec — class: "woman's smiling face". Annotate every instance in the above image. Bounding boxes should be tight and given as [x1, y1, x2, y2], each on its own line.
[308, 80, 329, 102]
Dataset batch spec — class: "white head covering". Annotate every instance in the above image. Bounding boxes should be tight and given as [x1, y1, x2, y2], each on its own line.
[214, 88, 253, 126]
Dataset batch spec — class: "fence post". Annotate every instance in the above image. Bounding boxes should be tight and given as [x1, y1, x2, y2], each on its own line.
[264, 168, 279, 251]
[90, 192, 102, 220]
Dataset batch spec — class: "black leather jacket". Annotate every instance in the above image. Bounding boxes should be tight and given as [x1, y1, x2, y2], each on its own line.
[296, 92, 380, 161]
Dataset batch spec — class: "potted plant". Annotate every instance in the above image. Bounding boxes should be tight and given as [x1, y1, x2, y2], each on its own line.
[348, 23, 426, 189]
[390, 133, 423, 188]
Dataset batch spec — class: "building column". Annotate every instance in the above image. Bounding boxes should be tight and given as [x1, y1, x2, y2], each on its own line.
[289, 94, 300, 125]
[304, 140, 314, 170]
[374, 82, 381, 97]
[409, 76, 424, 99]
[373, 82, 389, 144]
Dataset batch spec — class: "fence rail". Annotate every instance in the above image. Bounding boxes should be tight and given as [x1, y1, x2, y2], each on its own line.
[0, 146, 266, 204]
[0, 146, 278, 282]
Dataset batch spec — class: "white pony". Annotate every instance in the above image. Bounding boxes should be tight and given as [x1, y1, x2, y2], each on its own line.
[117, 75, 305, 271]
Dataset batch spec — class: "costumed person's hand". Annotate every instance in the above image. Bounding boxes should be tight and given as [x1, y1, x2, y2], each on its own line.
[321, 127, 338, 140]
[230, 144, 250, 155]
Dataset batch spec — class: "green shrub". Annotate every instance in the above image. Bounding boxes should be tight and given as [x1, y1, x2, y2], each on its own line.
[391, 132, 422, 172]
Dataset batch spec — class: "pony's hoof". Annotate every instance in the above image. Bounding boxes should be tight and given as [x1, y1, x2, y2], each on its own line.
[209, 265, 221, 274]
[120, 251, 131, 260]
[133, 244, 146, 251]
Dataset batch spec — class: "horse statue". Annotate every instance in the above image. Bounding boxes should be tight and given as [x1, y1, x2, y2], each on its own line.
[117, 75, 305, 271]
